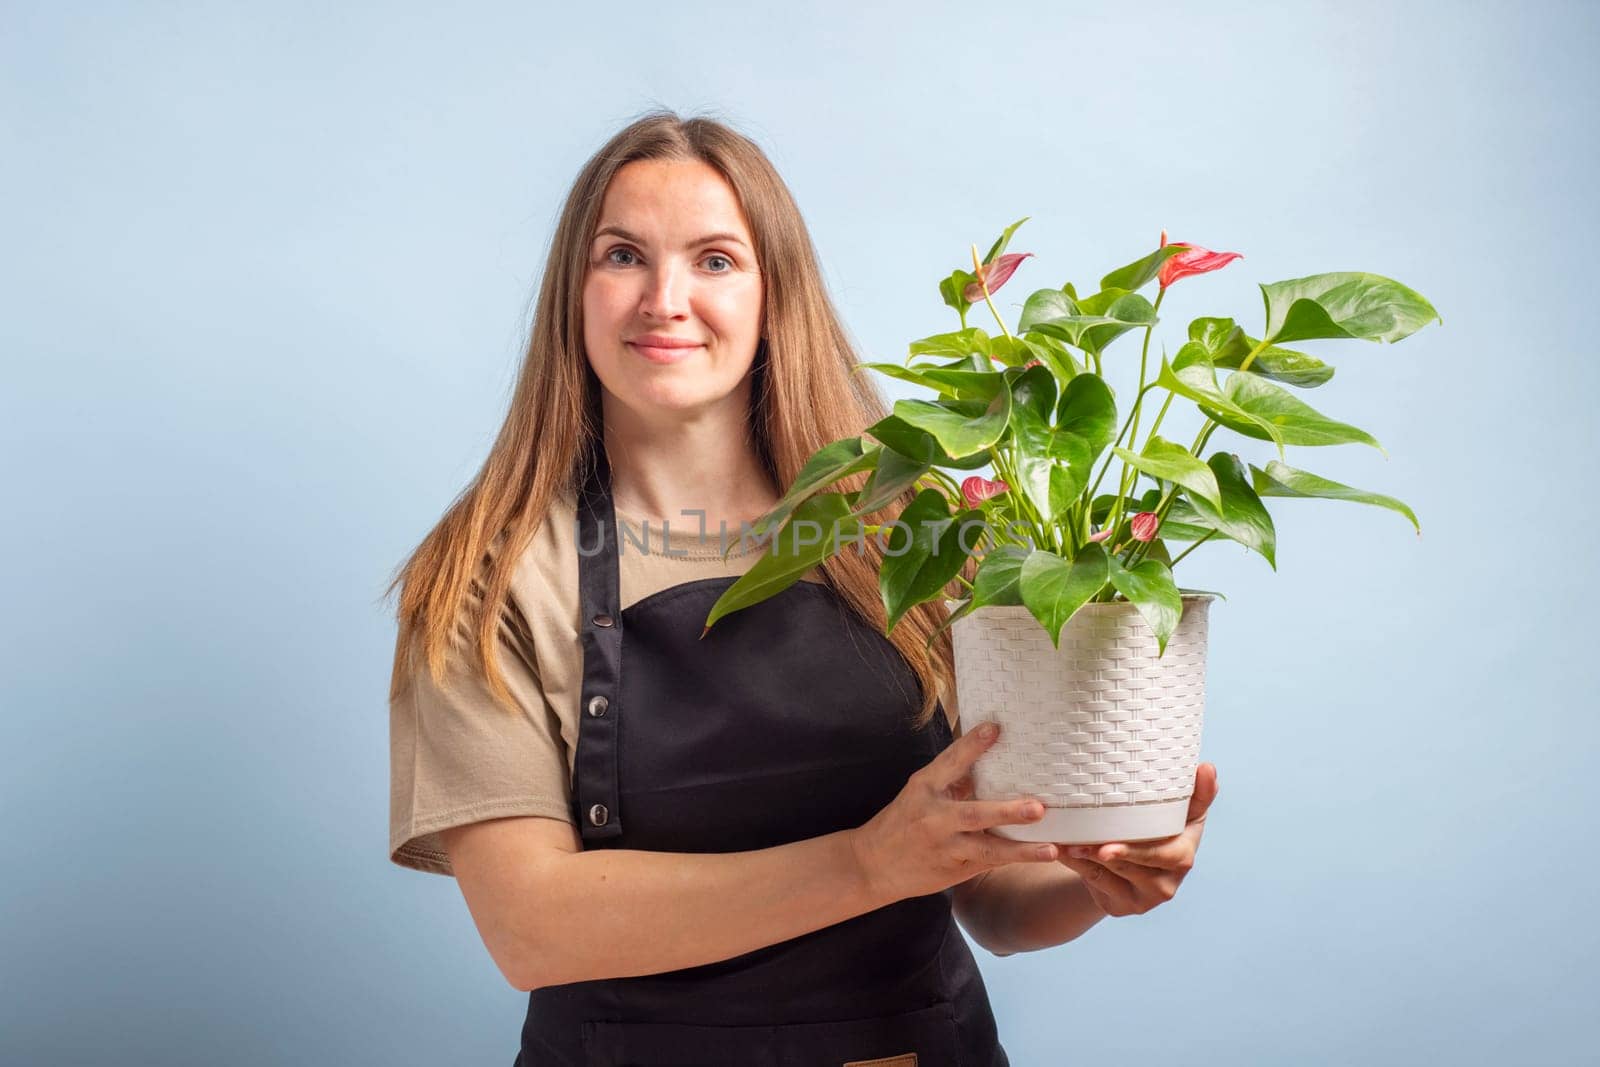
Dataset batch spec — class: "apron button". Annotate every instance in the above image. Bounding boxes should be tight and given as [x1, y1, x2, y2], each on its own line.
[591, 612, 615, 628]
[586, 694, 609, 717]
[588, 803, 609, 827]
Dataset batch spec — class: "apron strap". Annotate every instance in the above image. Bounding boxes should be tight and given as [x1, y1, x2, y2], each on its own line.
[573, 440, 625, 841]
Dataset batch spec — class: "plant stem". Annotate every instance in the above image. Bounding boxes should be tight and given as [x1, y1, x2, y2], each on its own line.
[1166, 529, 1217, 568]
[1103, 288, 1167, 551]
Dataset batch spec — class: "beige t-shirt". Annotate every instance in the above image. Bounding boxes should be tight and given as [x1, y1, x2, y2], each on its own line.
[389, 487, 844, 877]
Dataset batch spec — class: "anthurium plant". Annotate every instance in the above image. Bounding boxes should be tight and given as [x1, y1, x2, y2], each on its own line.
[702, 219, 1440, 655]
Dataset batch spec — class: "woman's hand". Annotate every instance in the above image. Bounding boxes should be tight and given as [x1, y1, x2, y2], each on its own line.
[1054, 762, 1218, 918]
[850, 721, 1062, 906]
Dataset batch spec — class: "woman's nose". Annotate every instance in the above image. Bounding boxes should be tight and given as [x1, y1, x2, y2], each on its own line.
[639, 261, 690, 319]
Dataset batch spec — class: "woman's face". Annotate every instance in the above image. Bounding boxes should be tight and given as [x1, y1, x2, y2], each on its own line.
[582, 158, 765, 422]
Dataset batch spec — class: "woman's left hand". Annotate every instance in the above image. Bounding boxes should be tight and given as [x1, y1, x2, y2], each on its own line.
[1053, 762, 1218, 918]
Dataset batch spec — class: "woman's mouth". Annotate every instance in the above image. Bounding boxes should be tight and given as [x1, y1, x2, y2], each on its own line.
[627, 341, 703, 365]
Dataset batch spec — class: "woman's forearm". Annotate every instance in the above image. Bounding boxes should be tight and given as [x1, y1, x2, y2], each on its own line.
[972, 862, 1106, 955]
[521, 828, 889, 989]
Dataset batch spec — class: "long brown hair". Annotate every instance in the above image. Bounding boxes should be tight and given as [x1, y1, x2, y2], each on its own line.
[384, 108, 957, 730]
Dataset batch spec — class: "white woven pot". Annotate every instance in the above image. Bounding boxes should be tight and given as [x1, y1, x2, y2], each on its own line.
[948, 594, 1218, 845]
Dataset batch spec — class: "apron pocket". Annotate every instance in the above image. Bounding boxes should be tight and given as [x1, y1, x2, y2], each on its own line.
[581, 1001, 961, 1067]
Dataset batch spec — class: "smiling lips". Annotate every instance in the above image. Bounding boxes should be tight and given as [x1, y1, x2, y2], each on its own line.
[627, 335, 704, 364]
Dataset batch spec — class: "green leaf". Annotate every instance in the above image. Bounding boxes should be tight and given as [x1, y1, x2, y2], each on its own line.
[971, 545, 1029, 606]
[1055, 373, 1118, 461]
[1017, 288, 1077, 334]
[1156, 344, 1288, 460]
[1027, 290, 1158, 356]
[704, 492, 862, 631]
[1046, 433, 1092, 517]
[1019, 543, 1111, 647]
[1188, 316, 1334, 388]
[1105, 555, 1182, 656]
[1209, 371, 1385, 454]
[1261, 271, 1441, 345]
[922, 541, 1033, 650]
[987, 334, 1037, 369]
[880, 490, 986, 632]
[1250, 459, 1420, 534]
[747, 437, 880, 540]
[850, 444, 932, 517]
[1182, 453, 1277, 569]
[982, 216, 1030, 265]
[863, 414, 991, 471]
[1019, 332, 1082, 379]
[940, 270, 980, 316]
[1009, 362, 1057, 423]
[893, 389, 1011, 459]
[1009, 402, 1059, 521]
[862, 361, 1007, 403]
[908, 327, 992, 364]
[1100, 243, 1191, 293]
[1111, 435, 1223, 510]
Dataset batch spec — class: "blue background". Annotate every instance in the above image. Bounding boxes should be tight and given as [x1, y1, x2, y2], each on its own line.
[4, 1, 1593, 1063]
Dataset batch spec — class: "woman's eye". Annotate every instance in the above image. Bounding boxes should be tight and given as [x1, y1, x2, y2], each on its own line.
[603, 247, 735, 272]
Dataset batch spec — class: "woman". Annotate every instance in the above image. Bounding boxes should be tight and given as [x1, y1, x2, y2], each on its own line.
[387, 110, 1216, 1066]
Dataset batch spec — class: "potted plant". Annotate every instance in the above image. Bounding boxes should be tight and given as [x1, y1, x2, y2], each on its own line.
[702, 218, 1439, 844]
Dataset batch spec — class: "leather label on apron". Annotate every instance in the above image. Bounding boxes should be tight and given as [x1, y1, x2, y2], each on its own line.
[843, 1055, 918, 1067]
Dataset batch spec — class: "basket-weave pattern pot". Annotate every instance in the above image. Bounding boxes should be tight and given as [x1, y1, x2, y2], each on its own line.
[949, 594, 1217, 845]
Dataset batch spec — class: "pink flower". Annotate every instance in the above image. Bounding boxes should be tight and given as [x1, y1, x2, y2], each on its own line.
[1130, 511, 1161, 542]
[1157, 230, 1242, 289]
[1087, 528, 1113, 543]
[1024, 358, 1042, 369]
[963, 252, 1034, 303]
[961, 476, 1009, 508]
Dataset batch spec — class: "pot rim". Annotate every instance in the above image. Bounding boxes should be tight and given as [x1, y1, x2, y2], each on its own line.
[943, 593, 1219, 614]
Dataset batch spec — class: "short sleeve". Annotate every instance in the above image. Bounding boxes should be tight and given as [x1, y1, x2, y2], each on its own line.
[389, 604, 576, 878]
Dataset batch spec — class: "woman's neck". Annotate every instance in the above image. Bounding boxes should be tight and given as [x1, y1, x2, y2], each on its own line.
[601, 392, 779, 537]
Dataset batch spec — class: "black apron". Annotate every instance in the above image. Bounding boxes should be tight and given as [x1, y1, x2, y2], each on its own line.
[516, 444, 1010, 1066]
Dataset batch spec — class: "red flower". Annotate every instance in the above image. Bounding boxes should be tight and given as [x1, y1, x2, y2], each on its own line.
[961, 476, 1009, 508]
[963, 252, 1034, 303]
[1087, 527, 1113, 543]
[1157, 230, 1242, 289]
[1130, 511, 1161, 542]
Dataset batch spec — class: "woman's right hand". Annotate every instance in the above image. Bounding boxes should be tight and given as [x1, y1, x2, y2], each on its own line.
[849, 720, 1058, 905]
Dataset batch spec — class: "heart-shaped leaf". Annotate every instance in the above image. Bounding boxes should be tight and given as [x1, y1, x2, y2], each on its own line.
[1105, 554, 1182, 656]
[1020, 542, 1111, 647]
[1188, 316, 1334, 388]
[1250, 459, 1419, 533]
[1209, 371, 1384, 454]
[864, 414, 992, 471]
[1181, 453, 1277, 569]
[893, 389, 1011, 459]
[1156, 344, 1288, 459]
[1100, 243, 1191, 294]
[1055, 373, 1118, 461]
[1261, 272, 1441, 345]
[880, 490, 987, 632]
[746, 437, 880, 541]
[1110, 435, 1223, 510]
[705, 492, 862, 632]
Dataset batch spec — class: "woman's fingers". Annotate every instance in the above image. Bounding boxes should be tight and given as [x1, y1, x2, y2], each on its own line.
[955, 796, 1046, 834]
[924, 720, 1002, 792]
[1056, 854, 1137, 911]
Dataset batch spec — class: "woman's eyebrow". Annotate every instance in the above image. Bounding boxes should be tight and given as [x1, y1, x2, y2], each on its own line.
[593, 225, 749, 249]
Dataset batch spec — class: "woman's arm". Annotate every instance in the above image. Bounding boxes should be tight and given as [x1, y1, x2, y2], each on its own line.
[443, 814, 891, 991]
[955, 864, 1106, 956]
